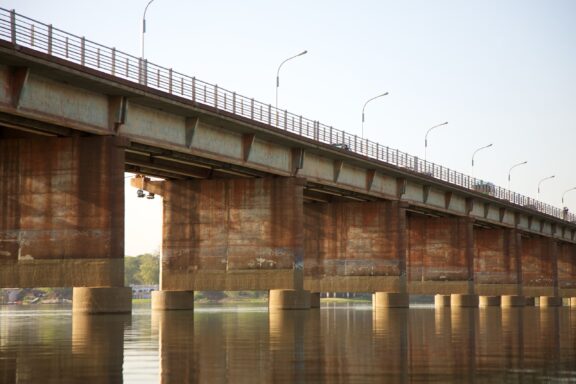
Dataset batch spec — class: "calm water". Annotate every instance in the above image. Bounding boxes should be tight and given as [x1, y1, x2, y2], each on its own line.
[1, 303, 575, 383]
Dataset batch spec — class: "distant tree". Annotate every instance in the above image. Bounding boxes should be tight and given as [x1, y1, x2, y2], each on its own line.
[125, 256, 142, 285]
[137, 253, 159, 285]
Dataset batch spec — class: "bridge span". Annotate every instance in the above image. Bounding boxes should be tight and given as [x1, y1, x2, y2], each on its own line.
[0, 8, 575, 312]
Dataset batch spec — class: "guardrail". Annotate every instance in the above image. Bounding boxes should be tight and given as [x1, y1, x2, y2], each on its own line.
[0, 7, 574, 224]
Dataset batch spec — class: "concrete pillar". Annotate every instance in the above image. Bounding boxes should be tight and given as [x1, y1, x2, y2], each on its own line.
[407, 216, 474, 294]
[304, 201, 405, 294]
[525, 297, 536, 306]
[434, 294, 451, 308]
[570, 297, 576, 307]
[0, 137, 125, 289]
[479, 296, 501, 307]
[521, 236, 557, 297]
[269, 289, 311, 310]
[501, 295, 526, 307]
[309, 292, 321, 308]
[539, 296, 563, 307]
[373, 292, 409, 308]
[72, 287, 132, 314]
[143, 177, 305, 292]
[450, 294, 479, 308]
[151, 290, 195, 311]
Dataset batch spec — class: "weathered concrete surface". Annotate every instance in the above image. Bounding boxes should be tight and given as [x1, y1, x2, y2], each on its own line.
[474, 228, 520, 285]
[157, 177, 304, 291]
[521, 236, 557, 296]
[451, 294, 479, 307]
[304, 201, 405, 292]
[558, 242, 576, 293]
[72, 287, 132, 314]
[269, 289, 311, 310]
[501, 295, 526, 307]
[151, 290, 195, 311]
[0, 136, 125, 288]
[407, 216, 473, 293]
[373, 292, 409, 308]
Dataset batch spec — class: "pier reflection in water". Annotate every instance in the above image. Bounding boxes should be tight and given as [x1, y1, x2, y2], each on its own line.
[0, 303, 575, 383]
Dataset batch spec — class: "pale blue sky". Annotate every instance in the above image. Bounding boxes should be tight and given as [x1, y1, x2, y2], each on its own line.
[4, 1, 575, 255]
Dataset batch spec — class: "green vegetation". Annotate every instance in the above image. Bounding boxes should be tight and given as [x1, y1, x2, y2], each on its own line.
[125, 253, 160, 285]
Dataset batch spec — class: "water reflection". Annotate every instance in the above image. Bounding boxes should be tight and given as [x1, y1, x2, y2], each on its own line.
[0, 304, 575, 383]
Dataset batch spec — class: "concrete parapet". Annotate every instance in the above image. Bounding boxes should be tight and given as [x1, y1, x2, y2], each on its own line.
[450, 294, 479, 308]
[152, 290, 195, 310]
[310, 292, 321, 308]
[72, 287, 132, 314]
[479, 296, 501, 307]
[373, 292, 409, 309]
[501, 295, 525, 307]
[539, 296, 563, 307]
[269, 289, 311, 310]
[434, 295, 451, 308]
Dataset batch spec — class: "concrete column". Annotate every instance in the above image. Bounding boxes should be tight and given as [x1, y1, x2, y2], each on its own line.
[539, 296, 563, 307]
[269, 289, 311, 310]
[434, 294, 451, 308]
[0, 137, 125, 289]
[501, 295, 526, 307]
[450, 294, 479, 308]
[143, 177, 305, 292]
[152, 290, 195, 311]
[373, 292, 409, 308]
[570, 297, 576, 307]
[309, 292, 321, 308]
[479, 296, 501, 307]
[72, 287, 132, 314]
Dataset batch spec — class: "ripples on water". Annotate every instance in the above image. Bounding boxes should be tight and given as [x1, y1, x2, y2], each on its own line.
[1, 303, 575, 383]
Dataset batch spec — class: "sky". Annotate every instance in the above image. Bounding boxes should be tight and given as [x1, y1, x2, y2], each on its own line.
[4, 0, 576, 255]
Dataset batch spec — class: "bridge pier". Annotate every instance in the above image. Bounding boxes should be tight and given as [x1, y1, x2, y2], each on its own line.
[0, 136, 130, 314]
[137, 177, 309, 309]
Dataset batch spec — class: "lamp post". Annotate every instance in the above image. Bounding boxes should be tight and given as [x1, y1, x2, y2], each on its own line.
[361, 92, 389, 139]
[275, 50, 307, 109]
[537, 175, 555, 200]
[562, 187, 576, 205]
[141, 0, 155, 58]
[507, 161, 527, 189]
[424, 121, 448, 162]
[471, 143, 493, 177]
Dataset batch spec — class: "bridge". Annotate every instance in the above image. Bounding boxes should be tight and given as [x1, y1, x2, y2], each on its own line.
[0, 8, 575, 312]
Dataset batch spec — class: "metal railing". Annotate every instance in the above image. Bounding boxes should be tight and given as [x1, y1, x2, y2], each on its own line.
[1, 8, 574, 224]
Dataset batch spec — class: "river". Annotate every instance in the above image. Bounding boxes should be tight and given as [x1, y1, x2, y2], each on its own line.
[0, 303, 575, 383]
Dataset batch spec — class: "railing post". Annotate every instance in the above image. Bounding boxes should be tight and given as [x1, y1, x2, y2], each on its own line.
[214, 84, 218, 109]
[284, 110, 287, 130]
[299, 116, 303, 135]
[268, 104, 272, 125]
[168, 69, 173, 94]
[97, 48, 101, 68]
[192, 77, 196, 101]
[65, 37, 69, 58]
[233, 92, 236, 114]
[81, 37, 85, 66]
[111, 48, 116, 75]
[250, 98, 254, 119]
[10, 10, 16, 45]
[47, 24, 53, 55]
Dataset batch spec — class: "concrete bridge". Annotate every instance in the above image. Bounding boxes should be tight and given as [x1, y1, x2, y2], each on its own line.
[1, 8, 575, 312]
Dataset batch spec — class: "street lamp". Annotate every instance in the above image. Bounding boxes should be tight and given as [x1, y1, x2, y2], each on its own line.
[562, 187, 576, 205]
[507, 161, 527, 189]
[141, 0, 155, 59]
[275, 50, 307, 109]
[361, 92, 389, 139]
[424, 121, 448, 161]
[471, 143, 493, 177]
[537, 175, 555, 200]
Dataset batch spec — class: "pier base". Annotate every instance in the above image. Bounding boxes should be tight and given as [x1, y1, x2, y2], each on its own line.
[570, 298, 576, 307]
[539, 296, 563, 307]
[479, 296, 501, 307]
[310, 292, 321, 308]
[373, 292, 409, 309]
[434, 295, 451, 308]
[151, 291, 195, 310]
[72, 287, 132, 314]
[450, 294, 479, 308]
[501, 295, 525, 308]
[269, 289, 311, 310]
